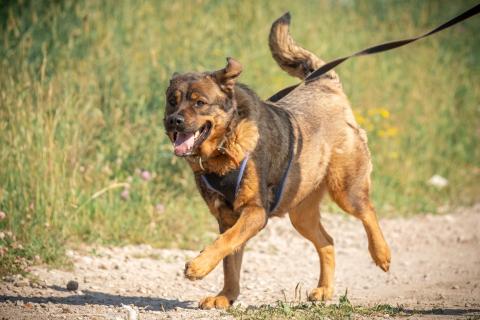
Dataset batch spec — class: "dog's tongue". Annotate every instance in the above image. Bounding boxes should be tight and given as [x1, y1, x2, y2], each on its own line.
[174, 132, 195, 156]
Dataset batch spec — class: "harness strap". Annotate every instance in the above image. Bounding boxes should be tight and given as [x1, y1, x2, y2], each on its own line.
[201, 148, 293, 213]
[269, 144, 293, 213]
[201, 154, 250, 207]
[269, 3, 480, 102]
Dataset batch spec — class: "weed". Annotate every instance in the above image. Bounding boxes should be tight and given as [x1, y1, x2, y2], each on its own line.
[228, 290, 405, 319]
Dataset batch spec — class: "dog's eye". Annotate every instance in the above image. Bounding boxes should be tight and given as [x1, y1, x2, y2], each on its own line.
[195, 100, 206, 108]
[168, 97, 177, 107]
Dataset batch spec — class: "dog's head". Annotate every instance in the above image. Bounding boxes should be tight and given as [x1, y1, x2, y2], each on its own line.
[164, 58, 242, 157]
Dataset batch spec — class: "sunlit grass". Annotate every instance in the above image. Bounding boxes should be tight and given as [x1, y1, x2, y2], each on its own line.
[228, 291, 406, 319]
[0, 0, 479, 273]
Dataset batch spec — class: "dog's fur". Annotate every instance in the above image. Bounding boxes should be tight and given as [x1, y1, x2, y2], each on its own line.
[163, 13, 391, 309]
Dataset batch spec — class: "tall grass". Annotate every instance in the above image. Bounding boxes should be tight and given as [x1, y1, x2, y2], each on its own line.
[1, 0, 479, 273]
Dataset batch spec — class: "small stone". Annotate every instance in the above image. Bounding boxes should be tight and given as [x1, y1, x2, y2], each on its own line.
[38, 280, 48, 288]
[15, 279, 30, 287]
[66, 280, 79, 291]
[16, 300, 24, 306]
[451, 285, 459, 290]
[427, 175, 448, 188]
[62, 306, 71, 313]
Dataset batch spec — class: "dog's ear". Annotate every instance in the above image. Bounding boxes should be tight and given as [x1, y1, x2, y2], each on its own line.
[169, 72, 180, 87]
[212, 57, 242, 96]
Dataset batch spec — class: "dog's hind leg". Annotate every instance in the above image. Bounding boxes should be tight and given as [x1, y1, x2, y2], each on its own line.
[289, 187, 335, 301]
[327, 145, 391, 272]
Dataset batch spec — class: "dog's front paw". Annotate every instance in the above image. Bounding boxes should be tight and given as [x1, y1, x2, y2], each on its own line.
[308, 286, 333, 301]
[199, 295, 231, 309]
[184, 255, 216, 281]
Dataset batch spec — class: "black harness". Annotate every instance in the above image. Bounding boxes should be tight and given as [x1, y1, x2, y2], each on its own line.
[201, 154, 249, 209]
[201, 131, 294, 214]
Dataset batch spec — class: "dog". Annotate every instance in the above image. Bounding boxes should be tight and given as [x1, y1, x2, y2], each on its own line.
[163, 12, 391, 309]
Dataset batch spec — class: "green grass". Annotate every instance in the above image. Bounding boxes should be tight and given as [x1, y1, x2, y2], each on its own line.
[228, 291, 406, 319]
[1, 0, 479, 274]
[228, 293, 480, 320]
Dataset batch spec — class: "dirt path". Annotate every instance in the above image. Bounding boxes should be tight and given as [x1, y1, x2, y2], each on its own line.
[1, 205, 479, 319]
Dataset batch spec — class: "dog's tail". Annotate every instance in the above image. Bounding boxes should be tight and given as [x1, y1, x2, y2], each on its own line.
[269, 12, 338, 81]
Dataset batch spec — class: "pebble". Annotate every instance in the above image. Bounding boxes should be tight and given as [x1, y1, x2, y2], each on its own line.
[66, 280, 79, 291]
[15, 279, 30, 287]
[451, 285, 459, 290]
[3, 275, 16, 282]
[38, 279, 48, 288]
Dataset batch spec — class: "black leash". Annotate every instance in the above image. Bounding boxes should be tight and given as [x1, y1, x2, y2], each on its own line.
[269, 3, 480, 102]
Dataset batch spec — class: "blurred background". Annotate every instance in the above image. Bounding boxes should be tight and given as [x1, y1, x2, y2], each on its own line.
[0, 0, 479, 275]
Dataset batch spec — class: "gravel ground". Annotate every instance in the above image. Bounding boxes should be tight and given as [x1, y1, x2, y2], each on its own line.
[1, 205, 479, 319]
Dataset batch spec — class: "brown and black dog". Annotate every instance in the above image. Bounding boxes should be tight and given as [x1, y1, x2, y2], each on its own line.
[163, 13, 391, 309]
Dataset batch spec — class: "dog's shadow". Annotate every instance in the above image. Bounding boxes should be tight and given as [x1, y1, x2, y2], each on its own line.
[1, 285, 194, 311]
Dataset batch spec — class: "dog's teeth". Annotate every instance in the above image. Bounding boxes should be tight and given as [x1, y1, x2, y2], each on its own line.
[194, 131, 199, 139]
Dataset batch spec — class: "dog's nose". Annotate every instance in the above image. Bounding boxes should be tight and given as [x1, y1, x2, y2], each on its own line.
[167, 114, 185, 129]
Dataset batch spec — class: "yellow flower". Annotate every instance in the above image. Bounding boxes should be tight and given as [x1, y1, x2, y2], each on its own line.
[367, 107, 390, 118]
[355, 114, 367, 125]
[379, 108, 390, 119]
[379, 127, 398, 138]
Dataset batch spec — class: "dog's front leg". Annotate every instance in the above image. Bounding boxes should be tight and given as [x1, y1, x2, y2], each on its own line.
[184, 205, 266, 307]
[198, 244, 245, 309]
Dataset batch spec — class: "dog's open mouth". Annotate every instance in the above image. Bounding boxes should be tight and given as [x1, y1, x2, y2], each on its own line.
[173, 122, 212, 157]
